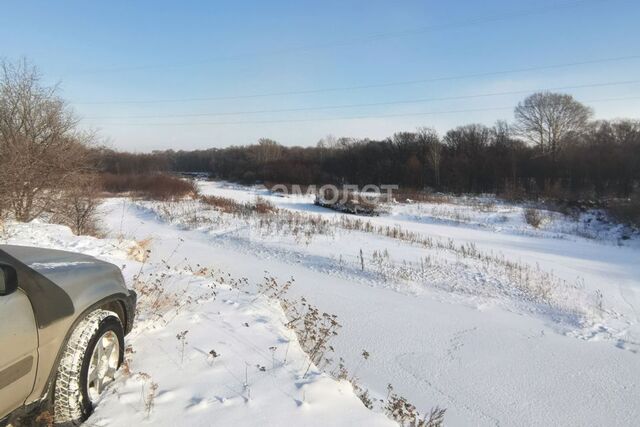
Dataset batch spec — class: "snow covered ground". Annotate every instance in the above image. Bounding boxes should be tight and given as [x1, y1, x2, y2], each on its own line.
[3, 180, 639, 426]
[107, 180, 640, 426]
[0, 222, 394, 426]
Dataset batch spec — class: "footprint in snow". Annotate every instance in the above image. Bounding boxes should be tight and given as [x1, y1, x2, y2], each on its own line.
[114, 391, 140, 404]
[155, 389, 177, 403]
[186, 396, 214, 411]
[223, 299, 239, 307]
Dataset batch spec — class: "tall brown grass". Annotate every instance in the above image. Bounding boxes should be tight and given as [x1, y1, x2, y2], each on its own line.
[200, 194, 276, 216]
[100, 173, 198, 200]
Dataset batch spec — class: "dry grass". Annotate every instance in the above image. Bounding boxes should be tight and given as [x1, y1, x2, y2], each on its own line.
[335, 215, 573, 309]
[386, 388, 446, 427]
[128, 237, 152, 262]
[393, 190, 452, 204]
[261, 275, 445, 425]
[100, 173, 198, 201]
[142, 197, 579, 313]
[254, 197, 277, 214]
[200, 194, 244, 213]
[200, 194, 276, 216]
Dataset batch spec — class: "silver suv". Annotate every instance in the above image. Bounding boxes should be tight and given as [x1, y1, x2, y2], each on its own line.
[0, 245, 136, 426]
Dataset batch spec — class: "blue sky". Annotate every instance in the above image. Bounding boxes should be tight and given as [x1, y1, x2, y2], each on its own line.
[2, 0, 639, 151]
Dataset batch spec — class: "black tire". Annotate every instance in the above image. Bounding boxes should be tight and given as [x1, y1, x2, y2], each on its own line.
[53, 310, 124, 426]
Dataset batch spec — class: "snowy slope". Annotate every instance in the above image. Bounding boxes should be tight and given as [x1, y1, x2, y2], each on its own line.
[0, 221, 394, 427]
[91, 180, 640, 426]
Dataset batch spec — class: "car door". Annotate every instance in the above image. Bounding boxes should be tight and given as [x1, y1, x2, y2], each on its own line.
[0, 284, 38, 419]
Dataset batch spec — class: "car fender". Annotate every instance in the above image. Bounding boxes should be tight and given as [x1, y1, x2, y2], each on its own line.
[25, 291, 136, 406]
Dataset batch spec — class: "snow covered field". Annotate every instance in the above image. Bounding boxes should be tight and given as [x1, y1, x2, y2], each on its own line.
[2, 180, 639, 426]
[1, 223, 394, 426]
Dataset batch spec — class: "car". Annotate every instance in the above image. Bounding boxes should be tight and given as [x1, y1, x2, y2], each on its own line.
[0, 245, 136, 426]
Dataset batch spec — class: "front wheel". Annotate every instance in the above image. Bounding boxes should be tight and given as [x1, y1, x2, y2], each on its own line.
[53, 310, 124, 425]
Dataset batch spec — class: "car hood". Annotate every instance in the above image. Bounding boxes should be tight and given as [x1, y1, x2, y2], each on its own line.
[0, 245, 126, 328]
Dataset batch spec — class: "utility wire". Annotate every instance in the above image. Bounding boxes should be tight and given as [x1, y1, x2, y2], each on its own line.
[74, 54, 640, 105]
[69, 0, 611, 76]
[84, 79, 640, 119]
[86, 95, 640, 127]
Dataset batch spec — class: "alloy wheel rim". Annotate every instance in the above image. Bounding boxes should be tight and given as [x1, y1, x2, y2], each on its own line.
[86, 330, 120, 402]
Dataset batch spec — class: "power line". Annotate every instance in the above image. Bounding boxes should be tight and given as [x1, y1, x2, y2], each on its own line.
[68, 0, 611, 76]
[83, 79, 640, 119]
[85, 95, 640, 127]
[73, 54, 640, 105]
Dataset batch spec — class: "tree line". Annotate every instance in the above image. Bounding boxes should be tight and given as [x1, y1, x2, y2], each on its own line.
[98, 94, 640, 202]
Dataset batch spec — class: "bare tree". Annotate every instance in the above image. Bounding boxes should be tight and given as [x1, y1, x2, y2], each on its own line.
[317, 134, 338, 149]
[0, 59, 94, 222]
[256, 138, 282, 164]
[514, 92, 592, 157]
[417, 127, 442, 187]
[51, 174, 102, 236]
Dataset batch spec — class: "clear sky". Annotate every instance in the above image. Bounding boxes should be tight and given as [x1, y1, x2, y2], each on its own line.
[2, 0, 640, 151]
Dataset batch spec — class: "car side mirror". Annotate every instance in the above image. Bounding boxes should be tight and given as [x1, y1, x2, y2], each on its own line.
[0, 264, 18, 296]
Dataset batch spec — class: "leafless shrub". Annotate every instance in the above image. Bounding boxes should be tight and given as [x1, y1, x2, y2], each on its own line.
[423, 407, 447, 427]
[200, 194, 244, 213]
[139, 374, 158, 419]
[340, 351, 375, 409]
[131, 252, 220, 328]
[100, 173, 198, 200]
[356, 387, 374, 410]
[176, 330, 189, 365]
[257, 276, 341, 375]
[524, 208, 543, 228]
[50, 174, 103, 236]
[133, 268, 191, 322]
[386, 391, 446, 427]
[256, 275, 294, 301]
[253, 196, 276, 214]
[0, 59, 94, 222]
[286, 300, 341, 376]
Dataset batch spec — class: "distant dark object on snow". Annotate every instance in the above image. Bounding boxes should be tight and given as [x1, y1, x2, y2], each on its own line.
[314, 189, 387, 216]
